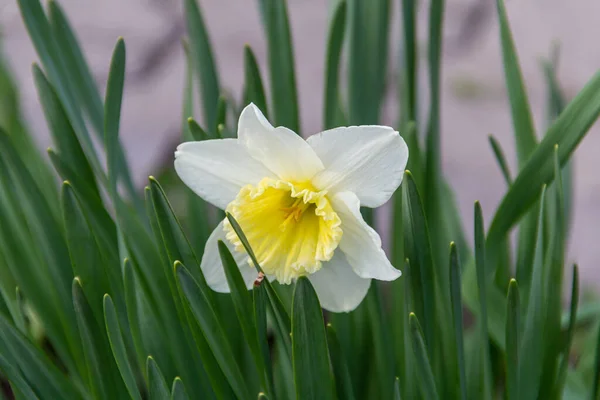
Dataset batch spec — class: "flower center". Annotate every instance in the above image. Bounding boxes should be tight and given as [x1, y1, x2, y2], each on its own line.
[224, 177, 343, 284]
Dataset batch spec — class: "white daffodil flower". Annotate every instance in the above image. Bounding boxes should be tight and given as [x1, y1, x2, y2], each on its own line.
[174, 104, 409, 312]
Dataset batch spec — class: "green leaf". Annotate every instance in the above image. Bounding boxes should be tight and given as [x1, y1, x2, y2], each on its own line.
[243, 45, 269, 118]
[555, 265, 578, 392]
[323, 0, 347, 129]
[0, 354, 40, 400]
[402, 171, 436, 348]
[486, 68, 600, 274]
[259, 0, 300, 132]
[147, 356, 171, 400]
[496, 0, 537, 166]
[33, 64, 99, 198]
[104, 294, 142, 400]
[187, 118, 210, 141]
[219, 241, 272, 396]
[175, 262, 250, 399]
[408, 313, 439, 400]
[292, 277, 334, 400]
[394, 377, 401, 400]
[183, 0, 220, 129]
[326, 324, 356, 400]
[366, 284, 394, 399]
[104, 38, 126, 206]
[506, 279, 520, 400]
[171, 377, 190, 400]
[225, 213, 292, 354]
[0, 314, 83, 399]
[347, 0, 391, 124]
[400, 0, 417, 124]
[473, 201, 492, 399]
[73, 278, 126, 400]
[518, 187, 547, 400]
[488, 135, 512, 185]
[449, 243, 467, 400]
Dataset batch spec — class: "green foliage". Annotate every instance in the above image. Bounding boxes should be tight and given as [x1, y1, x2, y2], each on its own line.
[0, 0, 598, 398]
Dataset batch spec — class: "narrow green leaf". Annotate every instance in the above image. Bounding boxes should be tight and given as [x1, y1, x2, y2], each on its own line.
[402, 171, 436, 348]
[258, 393, 269, 400]
[326, 324, 356, 400]
[449, 243, 467, 400]
[473, 201, 492, 399]
[183, 0, 220, 129]
[176, 262, 250, 399]
[171, 377, 189, 400]
[0, 314, 82, 399]
[72, 278, 110, 400]
[0, 354, 39, 400]
[323, 0, 347, 129]
[555, 265, 579, 392]
[496, 0, 537, 165]
[423, 0, 445, 264]
[62, 182, 114, 321]
[187, 118, 210, 141]
[518, 187, 547, 400]
[104, 294, 142, 400]
[400, 0, 417, 124]
[33, 64, 98, 197]
[147, 356, 170, 400]
[591, 322, 600, 400]
[243, 45, 269, 119]
[488, 135, 512, 185]
[506, 279, 520, 400]
[225, 213, 292, 353]
[104, 38, 125, 206]
[259, 0, 300, 132]
[253, 284, 274, 396]
[347, 0, 391, 124]
[487, 69, 600, 273]
[219, 241, 272, 396]
[292, 277, 334, 400]
[408, 313, 439, 400]
[394, 377, 401, 400]
[366, 284, 394, 399]
[122, 259, 146, 381]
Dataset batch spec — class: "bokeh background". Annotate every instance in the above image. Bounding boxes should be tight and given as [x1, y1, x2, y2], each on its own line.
[1, 0, 599, 286]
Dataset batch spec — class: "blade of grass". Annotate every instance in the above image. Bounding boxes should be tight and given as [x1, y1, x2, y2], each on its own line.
[292, 277, 334, 400]
[506, 279, 520, 400]
[400, 0, 417, 124]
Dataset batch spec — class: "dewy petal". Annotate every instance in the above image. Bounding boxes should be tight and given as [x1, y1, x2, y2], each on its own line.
[307, 125, 408, 208]
[237, 103, 324, 181]
[175, 139, 275, 209]
[332, 191, 401, 281]
[201, 220, 260, 292]
[308, 250, 371, 313]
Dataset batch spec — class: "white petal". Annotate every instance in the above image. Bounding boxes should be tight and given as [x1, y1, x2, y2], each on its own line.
[175, 139, 275, 209]
[237, 103, 324, 181]
[200, 221, 259, 292]
[332, 192, 401, 281]
[307, 125, 408, 208]
[308, 251, 371, 313]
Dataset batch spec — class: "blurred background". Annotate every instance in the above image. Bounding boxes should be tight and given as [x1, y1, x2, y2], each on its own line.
[1, 0, 599, 286]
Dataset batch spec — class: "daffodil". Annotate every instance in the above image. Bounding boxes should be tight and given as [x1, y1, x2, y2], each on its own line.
[174, 104, 408, 312]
